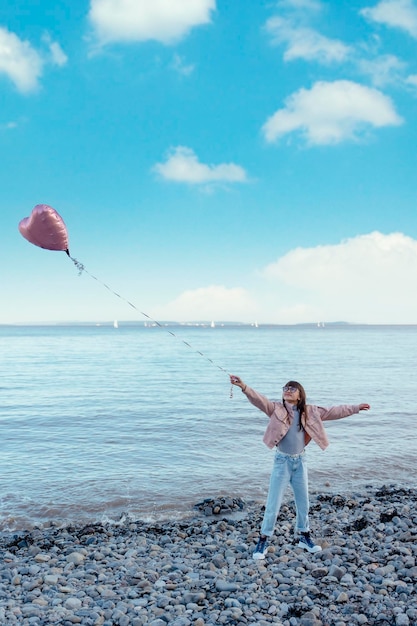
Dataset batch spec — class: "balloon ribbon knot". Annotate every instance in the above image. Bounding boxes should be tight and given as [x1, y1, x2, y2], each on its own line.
[68, 253, 85, 276]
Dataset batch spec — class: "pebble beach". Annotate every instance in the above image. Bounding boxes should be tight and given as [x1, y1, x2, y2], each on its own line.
[0, 485, 416, 626]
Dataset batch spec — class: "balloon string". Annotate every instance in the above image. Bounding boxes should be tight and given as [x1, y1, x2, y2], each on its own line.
[67, 253, 231, 382]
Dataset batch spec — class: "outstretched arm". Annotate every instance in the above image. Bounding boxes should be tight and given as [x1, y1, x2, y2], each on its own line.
[229, 374, 276, 416]
[320, 402, 371, 421]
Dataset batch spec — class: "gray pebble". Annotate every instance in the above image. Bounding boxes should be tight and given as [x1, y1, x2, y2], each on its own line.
[215, 579, 239, 592]
[0, 485, 416, 626]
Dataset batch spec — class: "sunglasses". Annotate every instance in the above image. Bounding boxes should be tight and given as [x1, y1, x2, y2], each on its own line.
[282, 385, 298, 393]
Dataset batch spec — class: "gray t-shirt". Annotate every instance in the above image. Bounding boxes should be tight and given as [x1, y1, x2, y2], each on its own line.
[277, 405, 305, 454]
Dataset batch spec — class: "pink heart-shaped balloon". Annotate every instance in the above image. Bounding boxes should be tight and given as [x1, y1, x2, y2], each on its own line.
[19, 204, 69, 251]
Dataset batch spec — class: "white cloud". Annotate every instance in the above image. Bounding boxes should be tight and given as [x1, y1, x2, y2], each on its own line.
[48, 41, 68, 67]
[152, 232, 417, 324]
[89, 0, 216, 45]
[277, 0, 323, 11]
[406, 73, 417, 93]
[154, 146, 248, 184]
[262, 80, 403, 145]
[260, 232, 417, 324]
[357, 54, 406, 87]
[153, 285, 257, 321]
[0, 26, 43, 92]
[171, 53, 195, 76]
[266, 17, 351, 63]
[361, 0, 417, 38]
[0, 120, 18, 130]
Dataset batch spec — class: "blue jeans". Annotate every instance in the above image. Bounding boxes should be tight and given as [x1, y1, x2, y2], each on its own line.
[261, 450, 310, 537]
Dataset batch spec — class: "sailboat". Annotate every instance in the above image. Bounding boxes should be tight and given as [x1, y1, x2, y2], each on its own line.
[210, 321, 215, 328]
[113, 320, 119, 329]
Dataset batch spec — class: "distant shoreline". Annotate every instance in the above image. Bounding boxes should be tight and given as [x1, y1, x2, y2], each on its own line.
[2, 321, 417, 328]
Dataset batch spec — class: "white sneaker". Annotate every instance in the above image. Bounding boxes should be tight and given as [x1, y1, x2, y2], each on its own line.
[298, 532, 322, 553]
[253, 536, 268, 560]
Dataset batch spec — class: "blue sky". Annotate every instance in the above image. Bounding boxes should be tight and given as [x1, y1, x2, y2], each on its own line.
[1, 0, 417, 324]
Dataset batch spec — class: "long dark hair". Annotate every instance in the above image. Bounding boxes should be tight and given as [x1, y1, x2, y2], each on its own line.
[283, 380, 307, 430]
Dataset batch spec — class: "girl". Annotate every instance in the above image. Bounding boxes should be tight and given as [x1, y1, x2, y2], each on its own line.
[230, 376, 370, 559]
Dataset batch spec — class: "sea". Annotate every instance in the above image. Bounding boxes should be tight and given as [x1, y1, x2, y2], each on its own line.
[0, 323, 416, 532]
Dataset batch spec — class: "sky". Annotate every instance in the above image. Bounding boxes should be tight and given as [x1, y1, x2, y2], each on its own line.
[1, 0, 417, 325]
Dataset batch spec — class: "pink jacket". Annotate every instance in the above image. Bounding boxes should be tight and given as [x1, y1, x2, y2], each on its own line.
[243, 386, 360, 451]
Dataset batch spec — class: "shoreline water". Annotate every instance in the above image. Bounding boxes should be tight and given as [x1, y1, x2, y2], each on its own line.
[1, 483, 416, 626]
[0, 472, 408, 538]
[1, 470, 413, 534]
